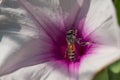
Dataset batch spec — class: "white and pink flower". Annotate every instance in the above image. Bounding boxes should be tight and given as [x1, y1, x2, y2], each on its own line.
[0, 0, 120, 80]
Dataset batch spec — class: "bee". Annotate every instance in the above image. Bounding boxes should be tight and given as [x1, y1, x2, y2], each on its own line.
[65, 29, 77, 61]
[65, 29, 91, 62]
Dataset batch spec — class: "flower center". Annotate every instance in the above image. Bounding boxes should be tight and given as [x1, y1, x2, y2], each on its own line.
[62, 29, 90, 62]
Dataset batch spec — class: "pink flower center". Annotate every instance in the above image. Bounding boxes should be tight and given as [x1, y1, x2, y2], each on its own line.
[58, 29, 91, 62]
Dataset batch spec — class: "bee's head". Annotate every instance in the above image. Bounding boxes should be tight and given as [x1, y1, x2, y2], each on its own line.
[66, 30, 75, 36]
[66, 30, 76, 44]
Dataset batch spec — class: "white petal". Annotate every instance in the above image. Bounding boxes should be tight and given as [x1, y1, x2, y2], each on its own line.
[82, 0, 120, 46]
[0, 0, 54, 76]
[0, 61, 69, 80]
[21, 0, 85, 31]
[19, 0, 67, 43]
[62, 0, 84, 30]
[20, 0, 64, 28]
[0, 0, 40, 37]
[0, 0, 3, 4]
[0, 36, 55, 75]
[79, 45, 120, 80]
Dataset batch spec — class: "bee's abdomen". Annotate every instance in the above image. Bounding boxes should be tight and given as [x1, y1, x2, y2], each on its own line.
[67, 44, 75, 61]
[67, 50, 75, 61]
[68, 53, 75, 61]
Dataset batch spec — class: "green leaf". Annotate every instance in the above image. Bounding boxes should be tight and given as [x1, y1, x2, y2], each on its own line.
[93, 60, 120, 80]
[114, 0, 120, 25]
[109, 60, 120, 74]
[108, 60, 120, 80]
[93, 69, 109, 80]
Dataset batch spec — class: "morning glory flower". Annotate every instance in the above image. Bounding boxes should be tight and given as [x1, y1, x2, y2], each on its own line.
[0, 0, 120, 80]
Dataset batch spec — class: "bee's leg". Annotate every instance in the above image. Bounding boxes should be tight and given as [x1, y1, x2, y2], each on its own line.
[64, 49, 68, 58]
[80, 42, 91, 46]
[76, 38, 82, 45]
[76, 38, 91, 46]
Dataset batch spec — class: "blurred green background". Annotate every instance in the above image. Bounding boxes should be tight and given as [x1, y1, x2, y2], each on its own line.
[114, 0, 120, 25]
[93, 0, 120, 80]
[93, 60, 120, 80]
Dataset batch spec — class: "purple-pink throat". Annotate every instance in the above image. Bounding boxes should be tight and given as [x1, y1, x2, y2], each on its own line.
[59, 29, 91, 62]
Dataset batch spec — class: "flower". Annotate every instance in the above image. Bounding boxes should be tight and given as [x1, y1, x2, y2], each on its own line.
[0, 0, 120, 80]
